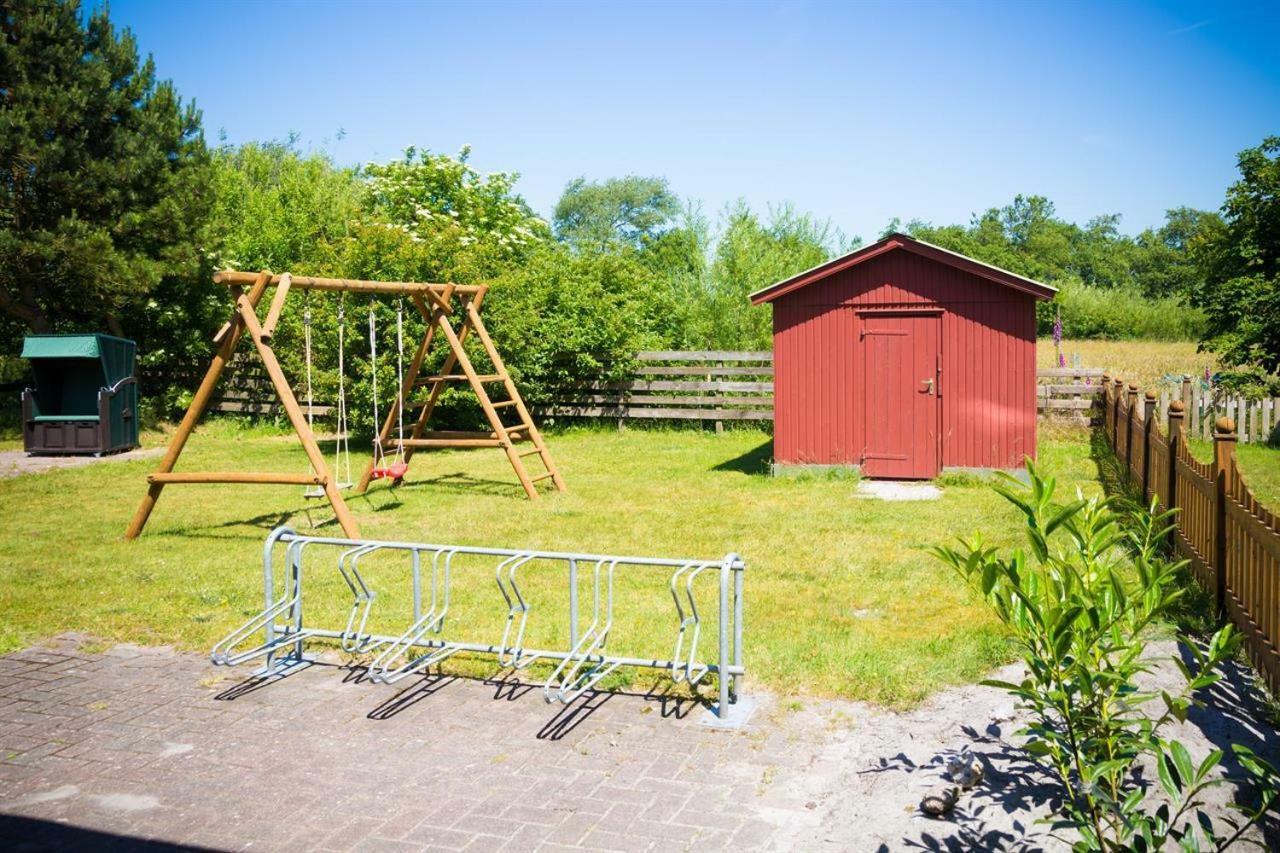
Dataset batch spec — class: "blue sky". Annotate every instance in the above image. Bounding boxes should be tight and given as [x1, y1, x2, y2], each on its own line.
[108, 0, 1279, 242]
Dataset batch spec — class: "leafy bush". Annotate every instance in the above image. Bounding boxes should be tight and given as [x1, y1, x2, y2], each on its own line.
[932, 464, 1278, 851]
[483, 244, 661, 408]
[1041, 279, 1207, 341]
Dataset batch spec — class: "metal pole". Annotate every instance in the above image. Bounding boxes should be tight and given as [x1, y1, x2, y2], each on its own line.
[292, 546, 305, 662]
[731, 554, 744, 702]
[718, 560, 730, 718]
[263, 537, 275, 671]
[568, 558, 579, 647]
[411, 549, 421, 621]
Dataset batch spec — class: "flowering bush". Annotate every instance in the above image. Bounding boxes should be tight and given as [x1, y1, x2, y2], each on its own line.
[363, 146, 549, 260]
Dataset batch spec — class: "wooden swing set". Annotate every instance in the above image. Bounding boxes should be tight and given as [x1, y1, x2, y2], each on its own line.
[124, 270, 565, 540]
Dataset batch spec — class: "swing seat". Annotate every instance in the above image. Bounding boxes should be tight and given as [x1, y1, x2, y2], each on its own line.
[371, 461, 409, 481]
[303, 480, 353, 499]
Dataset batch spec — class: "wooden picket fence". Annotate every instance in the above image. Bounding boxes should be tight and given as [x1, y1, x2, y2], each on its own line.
[1162, 377, 1278, 444]
[1101, 377, 1280, 696]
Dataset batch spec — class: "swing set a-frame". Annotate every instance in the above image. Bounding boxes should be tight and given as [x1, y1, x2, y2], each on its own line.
[124, 269, 565, 540]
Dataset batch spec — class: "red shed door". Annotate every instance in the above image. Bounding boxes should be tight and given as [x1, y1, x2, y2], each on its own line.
[860, 313, 940, 479]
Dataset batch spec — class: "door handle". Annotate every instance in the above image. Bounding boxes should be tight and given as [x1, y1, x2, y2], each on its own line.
[921, 378, 934, 394]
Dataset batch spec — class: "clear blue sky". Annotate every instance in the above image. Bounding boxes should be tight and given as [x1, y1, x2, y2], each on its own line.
[107, 0, 1279, 242]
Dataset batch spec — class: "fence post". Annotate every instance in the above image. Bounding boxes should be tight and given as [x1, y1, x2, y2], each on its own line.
[1125, 384, 1138, 480]
[1213, 416, 1237, 617]
[1166, 400, 1184, 515]
[1141, 390, 1156, 502]
[1182, 374, 1192, 409]
[1112, 377, 1124, 446]
[1101, 374, 1110, 437]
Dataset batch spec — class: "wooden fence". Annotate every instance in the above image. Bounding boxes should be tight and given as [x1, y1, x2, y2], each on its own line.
[188, 349, 1279, 444]
[1036, 367, 1106, 425]
[1101, 377, 1280, 696]
[543, 351, 773, 431]
[543, 352, 1108, 427]
[149, 355, 333, 419]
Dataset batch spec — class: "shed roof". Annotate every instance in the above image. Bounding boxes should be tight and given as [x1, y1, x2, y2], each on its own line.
[748, 232, 1057, 305]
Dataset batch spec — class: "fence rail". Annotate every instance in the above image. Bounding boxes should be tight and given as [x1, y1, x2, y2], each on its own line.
[544, 351, 774, 432]
[176, 348, 1279, 442]
[543, 352, 1109, 428]
[149, 355, 333, 419]
[1100, 377, 1280, 697]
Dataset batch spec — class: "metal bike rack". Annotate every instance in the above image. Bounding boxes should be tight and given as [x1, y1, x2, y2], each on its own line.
[211, 527, 749, 724]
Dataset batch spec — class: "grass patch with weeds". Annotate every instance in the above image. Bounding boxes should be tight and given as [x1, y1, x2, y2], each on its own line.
[1037, 338, 1215, 388]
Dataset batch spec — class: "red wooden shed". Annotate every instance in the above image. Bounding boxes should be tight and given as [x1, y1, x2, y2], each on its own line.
[750, 233, 1056, 479]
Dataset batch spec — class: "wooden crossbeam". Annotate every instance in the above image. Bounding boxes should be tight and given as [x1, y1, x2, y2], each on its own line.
[148, 472, 324, 485]
[212, 270, 468, 315]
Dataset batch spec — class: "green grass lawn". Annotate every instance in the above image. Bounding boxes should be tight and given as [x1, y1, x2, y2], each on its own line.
[1185, 438, 1280, 508]
[0, 422, 1108, 707]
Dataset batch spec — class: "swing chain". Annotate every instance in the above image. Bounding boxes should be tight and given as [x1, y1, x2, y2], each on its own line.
[369, 298, 383, 468]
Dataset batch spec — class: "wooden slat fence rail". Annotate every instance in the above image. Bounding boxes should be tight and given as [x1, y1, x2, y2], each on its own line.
[1100, 375, 1280, 697]
[1037, 367, 1106, 425]
[543, 353, 1110, 426]
[544, 351, 774, 433]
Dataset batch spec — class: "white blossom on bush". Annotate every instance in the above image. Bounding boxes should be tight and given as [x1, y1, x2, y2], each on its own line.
[363, 146, 548, 256]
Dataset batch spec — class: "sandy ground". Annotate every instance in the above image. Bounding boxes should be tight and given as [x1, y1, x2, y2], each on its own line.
[781, 640, 1280, 851]
[0, 447, 162, 479]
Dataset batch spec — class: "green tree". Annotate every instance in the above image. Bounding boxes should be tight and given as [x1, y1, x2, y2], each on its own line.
[208, 139, 362, 273]
[700, 203, 848, 349]
[1134, 207, 1221, 298]
[484, 243, 660, 407]
[0, 0, 208, 334]
[1193, 136, 1280, 374]
[553, 175, 681, 252]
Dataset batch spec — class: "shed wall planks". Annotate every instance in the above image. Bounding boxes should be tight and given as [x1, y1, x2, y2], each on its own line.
[771, 249, 1038, 470]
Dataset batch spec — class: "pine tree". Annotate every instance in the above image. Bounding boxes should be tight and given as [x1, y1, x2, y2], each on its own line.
[0, 0, 208, 333]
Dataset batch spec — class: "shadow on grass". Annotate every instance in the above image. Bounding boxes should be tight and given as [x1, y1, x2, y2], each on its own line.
[711, 439, 773, 476]
[372, 470, 527, 499]
[146, 467, 528, 540]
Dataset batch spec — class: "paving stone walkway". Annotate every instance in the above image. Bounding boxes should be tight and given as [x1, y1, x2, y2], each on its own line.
[2, 635, 1276, 852]
[0, 635, 819, 852]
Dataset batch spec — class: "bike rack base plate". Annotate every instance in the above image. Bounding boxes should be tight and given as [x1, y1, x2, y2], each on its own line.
[700, 694, 757, 730]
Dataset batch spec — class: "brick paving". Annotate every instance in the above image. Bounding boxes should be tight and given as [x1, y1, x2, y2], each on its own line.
[5, 635, 1274, 851]
[0, 635, 822, 852]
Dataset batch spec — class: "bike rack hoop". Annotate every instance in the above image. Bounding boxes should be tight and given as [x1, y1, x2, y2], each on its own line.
[212, 528, 749, 724]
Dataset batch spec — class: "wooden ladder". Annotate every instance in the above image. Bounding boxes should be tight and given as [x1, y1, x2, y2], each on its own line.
[354, 288, 565, 499]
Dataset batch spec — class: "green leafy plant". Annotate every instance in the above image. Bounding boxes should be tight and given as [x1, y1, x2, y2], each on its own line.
[932, 461, 1278, 851]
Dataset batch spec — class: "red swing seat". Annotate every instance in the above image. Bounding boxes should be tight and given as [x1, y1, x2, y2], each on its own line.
[371, 461, 409, 480]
